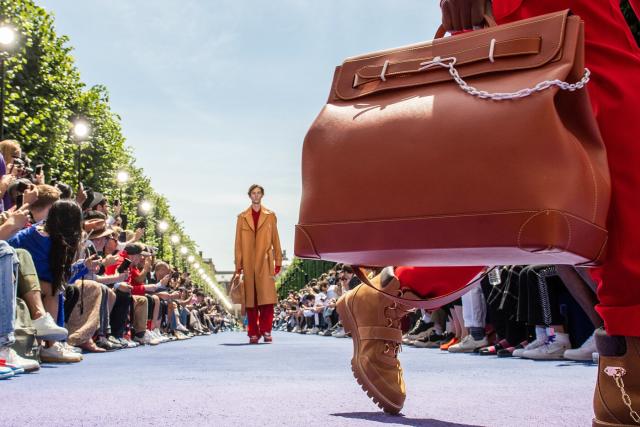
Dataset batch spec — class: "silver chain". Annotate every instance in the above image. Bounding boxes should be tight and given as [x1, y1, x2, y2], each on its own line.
[609, 368, 640, 424]
[418, 56, 591, 101]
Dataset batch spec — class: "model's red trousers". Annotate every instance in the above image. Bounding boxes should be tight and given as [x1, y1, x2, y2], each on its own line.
[246, 304, 274, 337]
[399, 1, 640, 336]
[491, 0, 640, 337]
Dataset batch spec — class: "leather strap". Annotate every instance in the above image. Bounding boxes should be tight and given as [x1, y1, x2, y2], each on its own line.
[359, 326, 403, 342]
[354, 266, 494, 310]
[354, 37, 541, 88]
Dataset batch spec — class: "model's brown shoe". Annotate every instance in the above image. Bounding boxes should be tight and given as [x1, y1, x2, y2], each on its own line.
[336, 268, 412, 415]
[593, 328, 640, 426]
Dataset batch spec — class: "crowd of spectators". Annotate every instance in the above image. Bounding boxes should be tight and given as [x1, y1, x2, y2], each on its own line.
[275, 263, 601, 363]
[0, 138, 235, 380]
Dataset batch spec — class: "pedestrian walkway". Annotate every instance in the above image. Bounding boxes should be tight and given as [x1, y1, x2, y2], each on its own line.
[4, 332, 595, 426]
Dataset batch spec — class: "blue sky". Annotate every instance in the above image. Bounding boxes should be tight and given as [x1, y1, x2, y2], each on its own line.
[37, 0, 442, 270]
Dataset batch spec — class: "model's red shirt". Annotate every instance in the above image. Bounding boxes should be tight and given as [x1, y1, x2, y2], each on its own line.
[252, 208, 260, 231]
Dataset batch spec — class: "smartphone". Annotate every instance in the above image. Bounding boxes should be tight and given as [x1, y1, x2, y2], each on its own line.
[35, 164, 44, 175]
[117, 258, 132, 274]
[16, 193, 24, 209]
[171, 271, 180, 279]
[86, 245, 97, 257]
[118, 231, 127, 242]
[136, 218, 147, 229]
[113, 199, 120, 207]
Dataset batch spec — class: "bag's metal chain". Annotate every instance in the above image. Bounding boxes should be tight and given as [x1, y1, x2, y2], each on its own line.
[418, 56, 591, 101]
[606, 367, 640, 424]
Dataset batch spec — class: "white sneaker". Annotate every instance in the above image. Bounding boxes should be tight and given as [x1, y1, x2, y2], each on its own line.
[146, 331, 161, 346]
[448, 335, 489, 353]
[62, 342, 83, 354]
[332, 327, 347, 338]
[310, 327, 320, 335]
[0, 347, 40, 372]
[32, 313, 68, 341]
[40, 342, 82, 363]
[513, 337, 547, 358]
[293, 326, 302, 333]
[522, 333, 571, 360]
[564, 332, 597, 361]
[125, 338, 139, 347]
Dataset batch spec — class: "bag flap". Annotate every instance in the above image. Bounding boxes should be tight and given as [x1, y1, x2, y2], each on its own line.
[334, 10, 571, 101]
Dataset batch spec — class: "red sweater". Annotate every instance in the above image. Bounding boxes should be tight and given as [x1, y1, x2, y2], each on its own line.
[252, 208, 260, 231]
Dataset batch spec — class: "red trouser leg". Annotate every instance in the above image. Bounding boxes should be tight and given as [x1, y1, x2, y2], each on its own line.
[246, 307, 259, 337]
[495, 0, 640, 336]
[258, 304, 275, 336]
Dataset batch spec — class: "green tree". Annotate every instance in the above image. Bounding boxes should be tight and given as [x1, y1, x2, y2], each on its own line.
[0, 0, 220, 297]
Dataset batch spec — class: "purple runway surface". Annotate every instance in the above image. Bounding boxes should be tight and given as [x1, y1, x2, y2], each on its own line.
[3, 331, 596, 426]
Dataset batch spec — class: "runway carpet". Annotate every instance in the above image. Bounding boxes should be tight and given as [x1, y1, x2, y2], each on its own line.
[3, 331, 596, 426]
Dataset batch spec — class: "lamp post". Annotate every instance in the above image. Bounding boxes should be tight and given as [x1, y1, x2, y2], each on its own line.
[116, 170, 129, 202]
[0, 24, 17, 140]
[139, 199, 153, 242]
[72, 119, 90, 184]
[170, 234, 180, 266]
[179, 246, 188, 271]
[157, 220, 169, 259]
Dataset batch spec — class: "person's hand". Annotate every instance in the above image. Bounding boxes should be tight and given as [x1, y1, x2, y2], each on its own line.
[5, 208, 30, 230]
[159, 274, 171, 286]
[236, 267, 242, 274]
[76, 184, 87, 206]
[102, 254, 119, 267]
[113, 203, 122, 216]
[22, 185, 39, 206]
[34, 170, 45, 185]
[133, 228, 144, 242]
[84, 254, 101, 270]
[275, 265, 281, 275]
[440, 0, 491, 32]
[0, 174, 15, 195]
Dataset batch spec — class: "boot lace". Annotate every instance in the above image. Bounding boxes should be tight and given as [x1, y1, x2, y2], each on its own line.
[382, 301, 411, 357]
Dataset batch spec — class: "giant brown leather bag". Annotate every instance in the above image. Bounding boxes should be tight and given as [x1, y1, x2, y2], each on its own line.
[295, 10, 610, 267]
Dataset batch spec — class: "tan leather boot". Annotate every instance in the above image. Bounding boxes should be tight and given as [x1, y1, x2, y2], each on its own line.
[336, 268, 412, 414]
[593, 328, 640, 426]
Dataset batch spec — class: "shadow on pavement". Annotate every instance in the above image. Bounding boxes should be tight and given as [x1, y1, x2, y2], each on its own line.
[331, 412, 481, 427]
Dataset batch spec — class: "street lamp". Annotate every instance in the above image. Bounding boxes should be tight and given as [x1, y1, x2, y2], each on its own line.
[138, 200, 152, 242]
[0, 24, 17, 140]
[180, 246, 188, 255]
[114, 170, 129, 214]
[71, 118, 91, 184]
[157, 220, 169, 259]
[170, 234, 180, 266]
[193, 262, 200, 269]
[139, 200, 153, 214]
[187, 255, 195, 263]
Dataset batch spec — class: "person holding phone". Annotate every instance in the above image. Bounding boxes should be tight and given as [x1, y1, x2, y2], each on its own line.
[234, 184, 283, 344]
[104, 242, 156, 346]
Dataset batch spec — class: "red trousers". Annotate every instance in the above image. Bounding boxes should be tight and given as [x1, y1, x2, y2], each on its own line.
[494, 0, 640, 336]
[399, 1, 640, 336]
[246, 304, 274, 337]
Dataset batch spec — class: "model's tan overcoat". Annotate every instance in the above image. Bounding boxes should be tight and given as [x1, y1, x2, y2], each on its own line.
[234, 206, 282, 308]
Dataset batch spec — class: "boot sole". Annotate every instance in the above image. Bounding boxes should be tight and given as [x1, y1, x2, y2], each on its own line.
[336, 293, 403, 415]
[593, 419, 637, 426]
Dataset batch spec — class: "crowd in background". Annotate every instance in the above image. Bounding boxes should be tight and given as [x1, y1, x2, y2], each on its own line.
[0, 138, 235, 380]
[275, 263, 601, 363]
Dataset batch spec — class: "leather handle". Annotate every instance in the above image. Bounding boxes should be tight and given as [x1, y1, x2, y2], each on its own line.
[434, 12, 497, 39]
